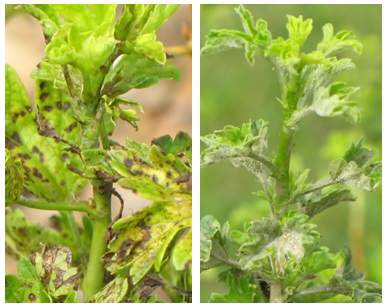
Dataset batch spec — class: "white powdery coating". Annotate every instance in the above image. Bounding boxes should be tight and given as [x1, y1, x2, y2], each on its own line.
[270, 230, 305, 274]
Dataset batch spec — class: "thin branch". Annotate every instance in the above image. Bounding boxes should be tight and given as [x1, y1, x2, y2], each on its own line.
[111, 188, 124, 223]
[14, 198, 96, 216]
[288, 168, 366, 205]
[297, 180, 337, 198]
[249, 152, 278, 174]
[166, 44, 191, 57]
[62, 65, 78, 100]
[212, 250, 242, 271]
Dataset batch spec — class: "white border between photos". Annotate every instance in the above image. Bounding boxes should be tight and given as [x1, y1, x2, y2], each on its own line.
[1, 1, 384, 305]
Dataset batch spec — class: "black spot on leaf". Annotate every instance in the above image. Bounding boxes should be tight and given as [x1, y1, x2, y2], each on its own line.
[56, 101, 71, 111]
[40, 92, 49, 101]
[17, 153, 31, 160]
[28, 293, 36, 301]
[61, 153, 69, 161]
[12, 132, 21, 143]
[124, 159, 133, 168]
[43, 105, 53, 112]
[64, 122, 77, 133]
[32, 146, 45, 162]
[32, 168, 43, 179]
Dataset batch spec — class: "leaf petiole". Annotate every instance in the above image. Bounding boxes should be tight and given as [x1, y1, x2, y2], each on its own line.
[13, 198, 96, 216]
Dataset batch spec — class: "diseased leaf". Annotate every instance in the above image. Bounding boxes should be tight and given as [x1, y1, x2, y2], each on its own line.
[201, 29, 249, 55]
[172, 229, 192, 271]
[5, 150, 23, 203]
[6, 65, 84, 201]
[92, 275, 128, 302]
[152, 131, 192, 159]
[6, 246, 78, 303]
[317, 23, 362, 56]
[304, 188, 355, 217]
[201, 5, 272, 65]
[329, 152, 380, 191]
[104, 200, 191, 284]
[201, 119, 268, 166]
[200, 6, 380, 304]
[31, 246, 79, 300]
[110, 135, 191, 202]
[5, 208, 75, 257]
[287, 59, 360, 126]
[5, 257, 51, 302]
[200, 215, 221, 263]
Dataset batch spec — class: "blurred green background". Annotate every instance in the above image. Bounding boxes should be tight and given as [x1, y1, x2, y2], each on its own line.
[200, 4, 381, 302]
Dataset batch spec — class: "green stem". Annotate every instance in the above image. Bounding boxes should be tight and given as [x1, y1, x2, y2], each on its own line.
[273, 70, 300, 207]
[270, 281, 283, 303]
[82, 182, 112, 300]
[61, 212, 87, 263]
[15, 198, 95, 215]
[82, 183, 112, 301]
[274, 128, 293, 203]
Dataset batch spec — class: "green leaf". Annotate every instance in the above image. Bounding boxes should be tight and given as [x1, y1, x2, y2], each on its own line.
[115, 5, 178, 42]
[286, 15, 313, 47]
[140, 4, 179, 34]
[5, 208, 74, 257]
[344, 140, 374, 167]
[135, 32, 166, 64]
[43, 5, 117, 101]
[317, 23, 363, 56]
[101, 52, 179, 97]
[330, 249, 381, 302]
[54, 4, 116, 33]
[265, 37, 300, 70]
[172, 229, 192, 271]
[304, 188, 355, 217]
[104, 200, 191, 284]
[17, 5, 59, 39]
[6, 257, 51, 302]
[151, 131, 192, 158]
[234, 5, 256, 36]
[200, 215, 221, 263]
[201, 29, 249, 55]
[210, 272, 262, 302]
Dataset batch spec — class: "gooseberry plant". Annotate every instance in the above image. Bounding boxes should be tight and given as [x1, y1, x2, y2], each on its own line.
[200, 5, 381, 303]
[5, 4, 191, 303]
